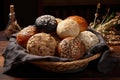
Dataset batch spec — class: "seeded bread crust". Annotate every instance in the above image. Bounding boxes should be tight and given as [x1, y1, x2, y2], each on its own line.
[27, 33, 57, 56]
[57, 37, 86, 60]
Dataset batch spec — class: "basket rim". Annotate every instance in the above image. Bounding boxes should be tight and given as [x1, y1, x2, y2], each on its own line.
[30, 53, 101, 72]
[31, 53, 101, 65]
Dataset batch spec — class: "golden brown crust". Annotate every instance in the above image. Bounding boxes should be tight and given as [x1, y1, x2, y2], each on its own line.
[16, 25, 37, 48]
[66, 15, 88, 32]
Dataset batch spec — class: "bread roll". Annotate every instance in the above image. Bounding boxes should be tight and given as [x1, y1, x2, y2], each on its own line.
[16, 25, 37, 48]
[57, 19, 80, 39]
[50, 32, 62, 45]
[27, 33, 57, 56]
[56, 18, 63, 24]
[35, 15, 57, 33]
[66, 15, 88, 32]
[57, 37, 86, 60]
[79, 31, 99, 50]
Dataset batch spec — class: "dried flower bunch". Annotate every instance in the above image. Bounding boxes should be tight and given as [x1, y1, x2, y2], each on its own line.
[90, 3, 120, 45]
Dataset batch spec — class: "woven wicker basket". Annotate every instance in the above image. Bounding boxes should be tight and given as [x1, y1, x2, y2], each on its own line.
[102, 29, 120, 45]
[31, 53, 101, 73]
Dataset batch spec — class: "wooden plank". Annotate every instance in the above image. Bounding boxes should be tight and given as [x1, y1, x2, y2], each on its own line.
[0, 56, 4, 67]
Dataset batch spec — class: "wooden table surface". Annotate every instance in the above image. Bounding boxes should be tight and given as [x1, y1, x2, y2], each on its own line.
[0, 31, 120, 80]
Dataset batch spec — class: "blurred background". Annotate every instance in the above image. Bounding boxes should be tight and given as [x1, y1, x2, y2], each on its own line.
[0, 0, 120, 31]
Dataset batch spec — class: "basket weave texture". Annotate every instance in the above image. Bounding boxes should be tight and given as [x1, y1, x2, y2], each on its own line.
[103, 30, 120, 45]
[31, 53, 101, 72]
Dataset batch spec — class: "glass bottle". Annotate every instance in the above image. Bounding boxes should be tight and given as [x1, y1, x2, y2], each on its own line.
[4, 4, 21, 39]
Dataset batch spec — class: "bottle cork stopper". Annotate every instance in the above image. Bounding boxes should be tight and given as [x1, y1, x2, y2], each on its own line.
[10, 5, 14, 13]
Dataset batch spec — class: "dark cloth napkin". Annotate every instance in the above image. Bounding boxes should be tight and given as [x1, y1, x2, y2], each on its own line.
[2, 29, 120, 77]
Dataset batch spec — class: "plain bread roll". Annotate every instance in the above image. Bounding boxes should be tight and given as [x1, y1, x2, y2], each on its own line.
[57, 19, 80, 39]
[79, 31, 99, 50]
